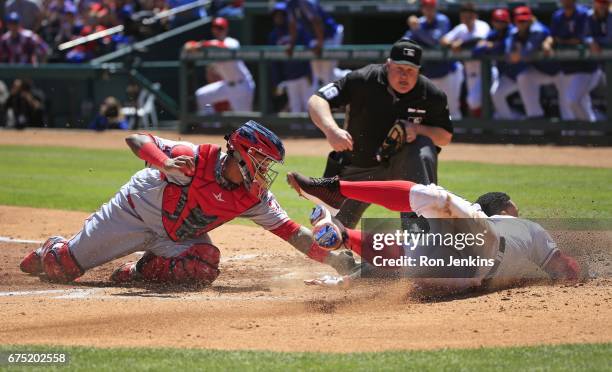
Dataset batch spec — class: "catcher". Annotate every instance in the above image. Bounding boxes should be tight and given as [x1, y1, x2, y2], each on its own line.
[19, 121, 356, 284]
[287, 172, 582, 292]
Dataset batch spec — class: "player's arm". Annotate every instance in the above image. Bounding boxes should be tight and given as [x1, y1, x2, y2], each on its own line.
[310, 16, 325, 56]
[410, 91, 453, 146]
[543, 251, 581, 281]
[241, 194, 357, 275]
[125, 134, 195, 176]
[308, 73, 357, 151]
[287, 11, 298, 56]
[308, 95, 353, 151]
[527, 223, 581, 281]
[272, 221, 356, 275]
[413, 124, 452, 146]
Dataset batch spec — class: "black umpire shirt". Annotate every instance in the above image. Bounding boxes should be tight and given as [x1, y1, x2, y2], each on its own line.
[315, 63, 453, 168]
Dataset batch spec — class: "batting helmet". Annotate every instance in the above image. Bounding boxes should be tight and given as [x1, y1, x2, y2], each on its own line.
[226, 121, 285, 198]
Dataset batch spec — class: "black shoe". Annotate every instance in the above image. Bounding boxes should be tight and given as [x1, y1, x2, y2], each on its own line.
[286, 172, 346, 210]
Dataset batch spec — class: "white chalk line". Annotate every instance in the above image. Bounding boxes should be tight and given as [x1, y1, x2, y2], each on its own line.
[0, 288, 293, 302]
[0, 236, 43, 244]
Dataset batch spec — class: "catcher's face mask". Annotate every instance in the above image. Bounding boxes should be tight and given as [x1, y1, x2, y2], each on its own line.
[235, 148, 282, 198]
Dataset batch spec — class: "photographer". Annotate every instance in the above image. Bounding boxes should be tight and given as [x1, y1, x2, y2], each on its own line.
[89, 96, 128, 131]
[6, 78, 45, 128]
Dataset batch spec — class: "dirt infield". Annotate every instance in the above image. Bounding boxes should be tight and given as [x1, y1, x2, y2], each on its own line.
[1, 206, 611, 352]
[1, 128, 612, 168]
[1, 129, 611, 352]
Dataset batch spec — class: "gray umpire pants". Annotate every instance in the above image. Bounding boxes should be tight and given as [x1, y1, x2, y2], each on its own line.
[336, 135, 438, 229]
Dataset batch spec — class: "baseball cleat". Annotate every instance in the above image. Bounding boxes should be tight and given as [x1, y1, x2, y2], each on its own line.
[286, 172, 346, 212]
[110, 262, 139, 283]
[20, 236, 65, 275]
[310, 204, 346, 251]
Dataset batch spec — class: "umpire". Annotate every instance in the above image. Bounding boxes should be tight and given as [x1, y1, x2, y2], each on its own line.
[308, 39, 453, 228]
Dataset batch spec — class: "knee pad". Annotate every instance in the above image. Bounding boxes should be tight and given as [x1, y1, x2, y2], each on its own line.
[138, 243, 220, 284]
[410, 184, 485, 219]
[42, 241, 84, 283]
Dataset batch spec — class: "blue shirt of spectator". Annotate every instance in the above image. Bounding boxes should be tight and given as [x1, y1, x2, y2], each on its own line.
[551, 4, 598, 73]
[268, 5, 311, 85]
[474, 24, 519, 80]
[586, 5, 612, 47]
[403, 12, 458, 79]
[286, 0, 338, 39]
[509, 20, 560, 76]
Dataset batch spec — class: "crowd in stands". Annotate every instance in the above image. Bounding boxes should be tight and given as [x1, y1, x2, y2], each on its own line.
[0, 0, 243, 63]
[403, 0, 610, 121]
[1, 0, 610, 125]
[260, 0, 610, 121]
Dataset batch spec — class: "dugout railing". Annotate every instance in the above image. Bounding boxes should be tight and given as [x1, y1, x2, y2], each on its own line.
[179, 44, 612, 141]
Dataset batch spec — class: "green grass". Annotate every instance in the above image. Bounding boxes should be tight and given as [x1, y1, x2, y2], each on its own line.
[0, 145, 611, 224]
[0, 343, 610, 371]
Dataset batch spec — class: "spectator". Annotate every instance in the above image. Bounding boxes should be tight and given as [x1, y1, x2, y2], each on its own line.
[186, 17, 255, 113]
[268, 2, 311, 113]
[550, 0, 601, 121]
[587, 0, 611, 53]
[89, 96, 129, 130]
[286, 0, 344, 89]
[4, 0, 41, 31]
[210, 0, 244, 18]
[6, 78, 45, 128]
[40, 0, 74, 44]
[404, 0, 463, 120]
[53, 5, 82, 50]
[65, 4, 114, 62]
[0, 80, 8, 127]
[508, 6, 561, 119]
[474, 8, 521, 119]
[168, 0, 207, 27]
[0, 12, 49, 64]
[440, 2, 490, 117]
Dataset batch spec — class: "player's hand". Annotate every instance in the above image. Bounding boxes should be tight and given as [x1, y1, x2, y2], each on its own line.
[286, 44, 294, 57]
[184, 41, 200, 51]
[304, 274, 350, 288]
[162, 155, 195, 177]
[589, 42, 602, 55]
[312, 42, 323, 58]
[325, 128, 353, 152]
[542, 42, 554, 56]
[509, 51, 521, 64]
[451, 40, 463, 53]
[405, 122, 420, 143]
[407, 15, 419, 31]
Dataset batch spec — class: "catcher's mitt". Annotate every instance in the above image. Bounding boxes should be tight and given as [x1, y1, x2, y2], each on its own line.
[375, 120, 406, 163]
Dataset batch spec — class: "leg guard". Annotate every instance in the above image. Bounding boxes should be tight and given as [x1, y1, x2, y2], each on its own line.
[20, 236, 66, 275]
[138, 243, 220, 284]
[41, 241, 84, 283]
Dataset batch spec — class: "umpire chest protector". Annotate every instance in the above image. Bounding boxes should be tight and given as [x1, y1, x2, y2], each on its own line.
[162, 144, 260, 241]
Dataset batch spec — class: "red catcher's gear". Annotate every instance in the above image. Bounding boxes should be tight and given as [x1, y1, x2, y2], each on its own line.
[162, 144, 261, 241]
[138, 243, 221, 284]
[41, 241, 84, 283]
[226, 120, 285, 198]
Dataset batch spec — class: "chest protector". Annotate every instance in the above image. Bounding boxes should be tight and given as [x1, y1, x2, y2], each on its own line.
[162, 144, 260, 241]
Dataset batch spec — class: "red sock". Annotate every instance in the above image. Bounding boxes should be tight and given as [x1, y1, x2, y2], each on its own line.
[339, 180, 416, 212]
[345, 228, 403, 266]
[345, 228, 363, 256]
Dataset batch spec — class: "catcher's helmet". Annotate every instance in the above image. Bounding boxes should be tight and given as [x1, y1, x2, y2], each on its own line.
[226, 120, 285, 198]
